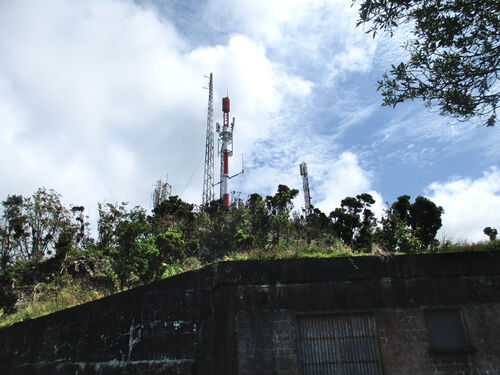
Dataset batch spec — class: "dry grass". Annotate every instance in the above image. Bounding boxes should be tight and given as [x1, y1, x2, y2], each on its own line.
[0, 277, 115, 328]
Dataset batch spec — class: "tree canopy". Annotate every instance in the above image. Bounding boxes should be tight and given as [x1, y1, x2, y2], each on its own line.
[355, 0, 499, 126]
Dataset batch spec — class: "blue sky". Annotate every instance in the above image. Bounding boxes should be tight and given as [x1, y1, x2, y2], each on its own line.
[0, 0, 499, 241]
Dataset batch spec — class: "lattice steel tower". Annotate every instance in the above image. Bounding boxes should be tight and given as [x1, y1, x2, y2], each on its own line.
[202, 73, 215, 205]
[300, 162, 312, 215]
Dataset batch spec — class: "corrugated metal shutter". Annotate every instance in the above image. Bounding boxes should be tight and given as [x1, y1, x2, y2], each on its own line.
[297, 313, 381, 375]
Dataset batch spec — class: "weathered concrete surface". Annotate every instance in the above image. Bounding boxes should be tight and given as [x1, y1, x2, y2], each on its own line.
[0, 266, 215, 374]
[1, 252, 500, 374]
[205, 252, 500, 375]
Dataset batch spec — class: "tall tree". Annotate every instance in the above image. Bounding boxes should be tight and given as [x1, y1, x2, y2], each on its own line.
[266, 185, 299, 244]
[330, 196, 363, 246]
[1, 189, 75, 263]
[483, 227, 497, 242]
[355, 0, 499, 126]
[330, 194, 377, 250]
[408, 196, 444, 250]
[354, 193, 377, 252]
[376, 195, 443, 252]
[246, 193, 272, 249]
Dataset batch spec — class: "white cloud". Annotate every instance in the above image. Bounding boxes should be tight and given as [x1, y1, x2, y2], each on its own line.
[313, 152, 385, 217]
[206, 0, 377, 82]
[426, 168, 500, 242]
[0, 0, 313, 232]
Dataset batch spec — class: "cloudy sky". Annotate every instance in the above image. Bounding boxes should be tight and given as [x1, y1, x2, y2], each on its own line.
[1, 0, 499, 242]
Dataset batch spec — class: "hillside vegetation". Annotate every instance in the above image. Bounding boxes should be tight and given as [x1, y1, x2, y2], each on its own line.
[1, 186, 498, 327]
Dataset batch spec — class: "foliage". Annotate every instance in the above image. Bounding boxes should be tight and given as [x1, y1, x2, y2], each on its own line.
[0, 189, 79, 263]
[0, 184, 465, 325]
[437, 239, 500, 254]
[355, 0, 499, 126]
[330, 193, 377, 251]
[376, 195, 443, 253]
[484, 227, 498, 241]
[0, 274, 114, 327]
[266, 185, 299, 244]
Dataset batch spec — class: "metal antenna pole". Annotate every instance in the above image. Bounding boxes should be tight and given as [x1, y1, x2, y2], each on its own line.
[202, 73, 215, 205]
[216, 97, 234, 206]
[300, 162, 312, 215]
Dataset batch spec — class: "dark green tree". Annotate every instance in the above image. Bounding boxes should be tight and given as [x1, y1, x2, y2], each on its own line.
[304, 207, 331, 243]
[376, 206, 420, 253]
[246, 193, 272, 248]
[197, 199, 235, 260]
[391, 195, 411, 222]
[330, 194, 377, 251]
[1, 189, 76, 263]
[483, 227, 498, 241]
[355, 0, 499, 126]
[97, 202, 155, 286]
[152, 195, 198, 260]
[266, 185, 299, 244]
[1, 195, 27, 265]
[409, 196, 444, 250]
[354, 193, 377, 252]
[376, 195, 443, 252]
[330, 196, 363, 246]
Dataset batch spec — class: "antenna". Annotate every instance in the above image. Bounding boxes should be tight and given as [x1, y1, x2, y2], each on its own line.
[300, 162, 312, 215]
[202, 73, 215, 205]
[152, 177, 172, 208]
[216, 95, 243, 206]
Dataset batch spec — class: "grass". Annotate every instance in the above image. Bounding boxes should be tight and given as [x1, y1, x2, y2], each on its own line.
[227, 237, 359, 261]
[437, 239, 500, 253]
[1, 239, 498, 327]
[0, 276, 115, 328]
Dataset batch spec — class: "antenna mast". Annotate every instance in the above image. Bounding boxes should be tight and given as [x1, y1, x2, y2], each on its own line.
[217, 96, 235, 206]
[152, 178, 172, 208]
[300, 162, 312, 215]
[202, 73, 215, 205]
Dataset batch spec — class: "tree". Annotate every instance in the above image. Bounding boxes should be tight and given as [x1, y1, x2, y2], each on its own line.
[1, 189, 76, 263]
[409, 196, 444, 250]
[330, 194, 377, 251]
[97, 202, 154, 286]
[245, 193, 272, 249]
[376, 195, 443, 252]
[304, 207, 331, 244]
[484, 227, 498, 241]
[330, 197, 361, 246]
[354, 193, 377, 252]
[197, 199, 234, 261]
[355, 0, 499, 126]
[266, 185, 299, 244]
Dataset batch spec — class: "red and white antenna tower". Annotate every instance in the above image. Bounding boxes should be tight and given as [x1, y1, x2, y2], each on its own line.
[202, 73, 215, 205]
[216, 95, 243, 206]
[217, 96, 233, 206]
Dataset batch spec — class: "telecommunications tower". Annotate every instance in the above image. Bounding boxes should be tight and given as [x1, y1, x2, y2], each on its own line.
[217, 97, 234, 206]
[300, 162, 312, 215]
[152, 178, 172, 208]
[216, 96, 243, 206]
[202, 73, 215, 205]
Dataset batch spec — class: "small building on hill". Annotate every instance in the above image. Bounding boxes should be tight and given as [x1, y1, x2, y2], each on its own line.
[1, 252, 500, 374]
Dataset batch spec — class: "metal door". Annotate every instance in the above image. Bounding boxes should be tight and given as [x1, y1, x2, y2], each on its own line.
[297, 313, 382, 375]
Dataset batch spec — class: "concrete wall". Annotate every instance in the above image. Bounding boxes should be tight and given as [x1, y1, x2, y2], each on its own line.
[204, 252, 500, 375]
[0, 267, 215, 374]
[1, 252, 500, 375]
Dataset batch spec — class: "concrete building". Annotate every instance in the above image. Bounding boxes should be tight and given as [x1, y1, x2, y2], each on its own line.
[1, 252, 499, 374]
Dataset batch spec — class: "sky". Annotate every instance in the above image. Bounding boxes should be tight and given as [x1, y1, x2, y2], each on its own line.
[0, 0, 499, 242]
